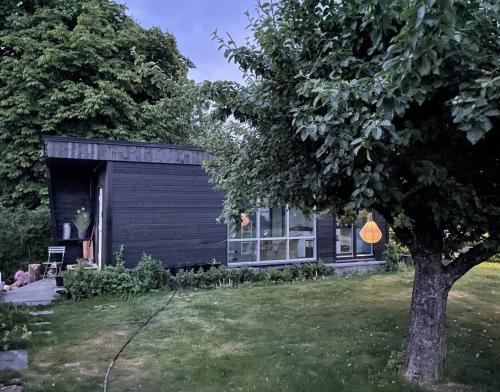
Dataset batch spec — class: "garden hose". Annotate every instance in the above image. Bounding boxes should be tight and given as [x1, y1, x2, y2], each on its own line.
[103, 289, 178, 392]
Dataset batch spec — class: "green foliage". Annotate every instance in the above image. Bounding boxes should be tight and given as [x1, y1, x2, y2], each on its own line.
[113, 245, 125, 266]
[0, 0, 202, 208]
[62, 263, 140, 301]
[73, 207, 91, 231]
[0, 305, 32, 351]
[383, 239, 411, 272]
[203, 0, 500, 261]
[175, 262, 333, 289]
[0, 206, 50, 281]
[133, 253, 171, 291]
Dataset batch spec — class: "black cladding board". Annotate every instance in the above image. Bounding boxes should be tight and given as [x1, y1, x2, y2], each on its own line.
[316, 216, 335, 262]
[109, 161, 227, 268]
[42, 136, 211, 165]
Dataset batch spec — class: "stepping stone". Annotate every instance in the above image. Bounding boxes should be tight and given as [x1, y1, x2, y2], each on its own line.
[33, 330, 53, 336]
[0, 385, 23, 392]
[29, 309, 53, 316]
[0, 350, 28, 371]
[30, 321, 51, 327]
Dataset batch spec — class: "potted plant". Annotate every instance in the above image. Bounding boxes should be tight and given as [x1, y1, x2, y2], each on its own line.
[73, 207, 91, 240]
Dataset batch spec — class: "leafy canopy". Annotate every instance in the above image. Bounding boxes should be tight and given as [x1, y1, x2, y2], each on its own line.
[203, 0, 499, 260]
[0, 0, 200, 208]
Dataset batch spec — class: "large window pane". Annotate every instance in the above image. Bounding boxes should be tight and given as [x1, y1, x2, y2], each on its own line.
[228, 241, 257, 263]
[228, 212, 257, 239]
[260, 205, 286, 238]
[260, 239, 287, 261]
[355, 214, 373, 255]
[336, 224, 353, 255]
[289, 239, 314, 259]
[289, 209, 314, 237]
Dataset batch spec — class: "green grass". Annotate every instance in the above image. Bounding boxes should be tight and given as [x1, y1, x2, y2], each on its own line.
[1, 263, 499, 392]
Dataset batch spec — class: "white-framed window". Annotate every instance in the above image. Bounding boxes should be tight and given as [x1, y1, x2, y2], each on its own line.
[335, 213, 374, 257]
[227, 205, 317, 265]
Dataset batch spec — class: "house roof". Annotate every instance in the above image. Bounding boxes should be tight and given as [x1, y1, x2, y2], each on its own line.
[42, 135, 212, 166]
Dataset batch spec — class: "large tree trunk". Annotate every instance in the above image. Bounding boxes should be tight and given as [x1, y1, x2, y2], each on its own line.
[403, 251, 452, 384]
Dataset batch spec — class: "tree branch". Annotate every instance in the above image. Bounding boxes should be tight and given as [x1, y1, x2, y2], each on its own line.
[445, 242, 498, 284]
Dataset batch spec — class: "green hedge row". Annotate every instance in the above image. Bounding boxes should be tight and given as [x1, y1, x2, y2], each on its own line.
[62, 254, 170, 300]
[63, 259, 334, 300]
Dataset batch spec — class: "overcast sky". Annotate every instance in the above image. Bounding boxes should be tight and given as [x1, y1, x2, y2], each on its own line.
[116, 0, 256, 82]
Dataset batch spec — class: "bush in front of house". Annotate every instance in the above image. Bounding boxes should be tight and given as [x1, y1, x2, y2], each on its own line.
[62, 262, 140, 300]
[63, 260, 334, 300]
[133, 253, 172, 291]
[175, 262, 333, 289]
[382, 239, 411, 272]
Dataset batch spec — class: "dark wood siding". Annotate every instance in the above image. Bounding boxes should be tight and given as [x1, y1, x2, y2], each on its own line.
[43, 136, 211, 165]
[48, 160, 101, 265]
[317, 216, 335, 262]
[110, 162, 226, 268]
[373, 211, 389, 261]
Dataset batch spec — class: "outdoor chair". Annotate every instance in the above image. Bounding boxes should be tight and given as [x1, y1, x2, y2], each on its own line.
[42, 246, 65, 278]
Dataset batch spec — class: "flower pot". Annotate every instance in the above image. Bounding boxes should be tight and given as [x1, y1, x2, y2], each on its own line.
[77, 229, 87, 240]
[55, 276, 64, 287]
[63, 223, 71, 240]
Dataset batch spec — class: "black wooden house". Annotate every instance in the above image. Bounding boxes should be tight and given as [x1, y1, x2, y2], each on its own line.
[43, 136, 388, 270]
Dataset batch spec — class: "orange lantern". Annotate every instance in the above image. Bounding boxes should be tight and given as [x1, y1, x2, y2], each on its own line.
[240, 213, 250, 227]
[359, 220, 382, 244]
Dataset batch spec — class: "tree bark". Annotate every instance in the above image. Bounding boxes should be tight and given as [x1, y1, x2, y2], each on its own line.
[403, 251, 452, 384]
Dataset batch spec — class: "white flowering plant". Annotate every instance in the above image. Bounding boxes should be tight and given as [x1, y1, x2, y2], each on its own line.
[73, 207, 91, 231]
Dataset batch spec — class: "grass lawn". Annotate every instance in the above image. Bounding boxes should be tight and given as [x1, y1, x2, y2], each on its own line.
[1, 263, 499, 391]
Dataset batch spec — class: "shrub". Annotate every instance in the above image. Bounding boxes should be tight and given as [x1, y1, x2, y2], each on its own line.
[63, 263, 140, 300]
[63, 261, 335, 299]
[0, 206, 50, 281]
[174, 262, 332, 290]
[0, 305, 32, 351]
[488, 254, 500, 263]
[382, 239, 411, 272]
[133, 253, 171, 291]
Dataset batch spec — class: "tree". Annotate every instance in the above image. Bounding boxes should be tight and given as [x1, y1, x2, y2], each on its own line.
[0, 0, 198, 208]
[202, 0, 500, 384]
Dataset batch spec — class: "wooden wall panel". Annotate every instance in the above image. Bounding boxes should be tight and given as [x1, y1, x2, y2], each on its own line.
[110, 162, 227, 268]
[317, 216, 335, 262]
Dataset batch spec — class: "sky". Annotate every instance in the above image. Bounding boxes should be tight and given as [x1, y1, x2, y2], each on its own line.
[116, 0, 257, 82]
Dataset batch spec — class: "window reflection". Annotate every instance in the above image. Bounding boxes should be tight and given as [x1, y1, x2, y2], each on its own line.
[289, 209, 314, 237]
[260, 239, 287, 261]
[260, 206, 286, 238]
[228, 212, 257, 239]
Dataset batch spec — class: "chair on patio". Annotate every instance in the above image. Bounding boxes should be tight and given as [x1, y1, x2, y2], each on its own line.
[42, 246, 65, 278]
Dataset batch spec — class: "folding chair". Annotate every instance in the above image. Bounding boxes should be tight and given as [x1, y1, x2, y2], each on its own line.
[42, 246, 65, 278]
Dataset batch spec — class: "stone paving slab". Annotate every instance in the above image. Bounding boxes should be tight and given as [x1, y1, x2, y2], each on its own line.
[1, 279, 56, 306]
[0, 350, 27, 371]
[30, 321, 51, 327]
[28, 309, 53, 316]
[0, 385, 23, 392]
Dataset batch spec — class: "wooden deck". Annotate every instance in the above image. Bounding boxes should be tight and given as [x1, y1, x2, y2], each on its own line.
[0, 279, 57, 306]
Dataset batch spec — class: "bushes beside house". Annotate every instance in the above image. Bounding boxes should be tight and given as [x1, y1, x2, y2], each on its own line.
[382, 239, 411, 272]
[63, 259, 334, 300]
[63, 253, 171, 300]
[1, 305, 32, 351]
[0, 206, 50, 282]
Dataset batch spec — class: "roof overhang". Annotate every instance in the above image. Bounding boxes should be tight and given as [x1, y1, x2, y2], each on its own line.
[42, 136, 212, 166]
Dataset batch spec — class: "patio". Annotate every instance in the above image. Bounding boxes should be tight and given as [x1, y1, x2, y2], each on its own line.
[0, 278, 58, 306]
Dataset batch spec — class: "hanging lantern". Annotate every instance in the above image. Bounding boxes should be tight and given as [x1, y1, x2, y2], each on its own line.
[240, 213, 250, 227]
[360, 219, 382, 244]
